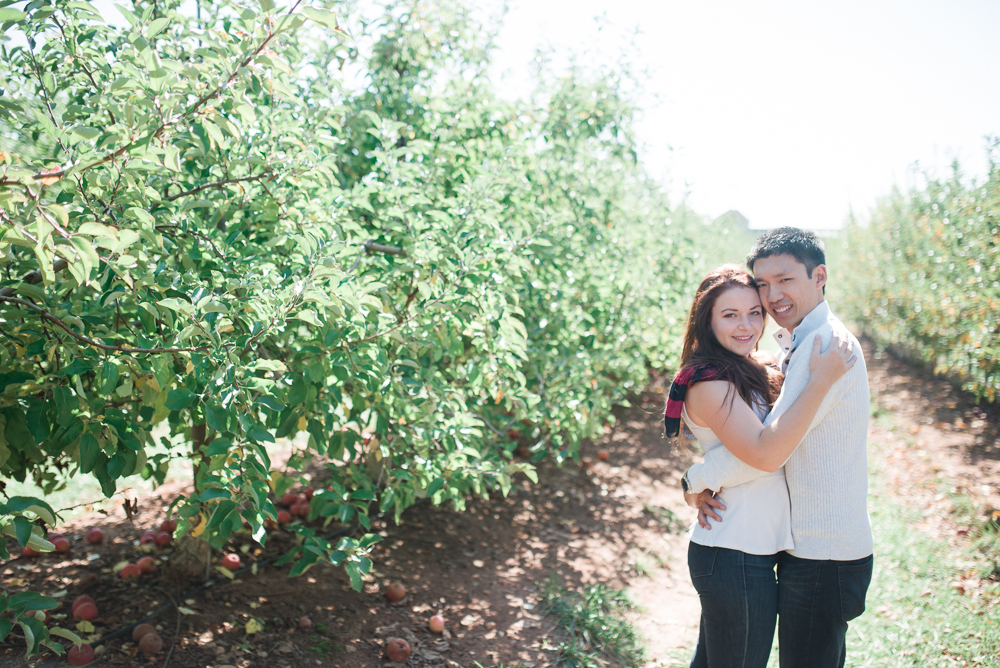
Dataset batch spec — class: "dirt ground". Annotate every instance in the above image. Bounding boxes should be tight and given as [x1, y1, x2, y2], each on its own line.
[2, 338, 998, 668]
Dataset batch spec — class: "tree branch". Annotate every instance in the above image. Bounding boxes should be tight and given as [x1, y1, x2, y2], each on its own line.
[0, 296, 209, 355]
[163, 171, 273, 202]
[0, 259, 69, 299]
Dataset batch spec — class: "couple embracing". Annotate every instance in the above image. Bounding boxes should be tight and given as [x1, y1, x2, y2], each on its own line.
[665, 227, 873, 667]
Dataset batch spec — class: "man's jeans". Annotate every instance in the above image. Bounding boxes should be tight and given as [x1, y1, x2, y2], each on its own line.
[688, 543, 779, 668]
[776, 552, 874, 668]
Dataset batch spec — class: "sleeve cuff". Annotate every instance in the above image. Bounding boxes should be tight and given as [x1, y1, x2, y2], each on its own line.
[685, 463, 711, 494]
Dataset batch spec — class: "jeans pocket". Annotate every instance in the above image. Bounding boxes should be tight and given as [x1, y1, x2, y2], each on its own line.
[838, 555, 874, 621]
[688, 543, 719, 579]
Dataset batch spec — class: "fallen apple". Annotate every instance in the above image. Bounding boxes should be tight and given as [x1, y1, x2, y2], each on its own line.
[159, 519, 176, 533]
[74, 602, 98, 621]
[298, 616, 312, 629]
[428, 614, 445, 633]
[155, 531, 172, 547]
[220, 553, 241, 571]
[132, 623, 156, 642]
[67, 644, 95, 665]
[277, 509, 292, 525]
[385, 637, 411, 662]
[597, 450, 610, 462]
[52, 536, 71, 553]
[22, 546, 40, 557]
[86, 528, 105, 544]
[72, 596, 96, 616]
[303, 486, 315, 500]
[139, 531, 158, 546]
[385, 582, 407, 602]
[292, 502, 309, 518]
[138, 631, 163, 656]
[137, 556, 157, 574]
[120, 563, 141, 580]
[280, 491, 298, 506]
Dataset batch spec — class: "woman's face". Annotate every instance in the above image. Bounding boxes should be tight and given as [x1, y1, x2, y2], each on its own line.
[710, 286, 764, 357]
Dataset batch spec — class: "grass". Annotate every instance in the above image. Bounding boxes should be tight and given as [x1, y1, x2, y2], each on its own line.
[538, 573, 648, 668]
[837, 423, 1000, 668]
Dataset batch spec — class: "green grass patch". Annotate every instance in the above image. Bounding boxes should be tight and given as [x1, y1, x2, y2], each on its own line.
[538, 573, 648, 668]
[843, 446, 1000, 667]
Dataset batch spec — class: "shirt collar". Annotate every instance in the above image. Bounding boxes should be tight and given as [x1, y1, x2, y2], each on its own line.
[772, 301, 831, 355]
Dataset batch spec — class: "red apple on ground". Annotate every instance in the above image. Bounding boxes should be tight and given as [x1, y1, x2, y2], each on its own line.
[86, 528, 105, 544]
[298, 616, 312, 629]
[220, 553, 241, 571]
[67, 644, 95, 665]
[277, 509, 292, 525]
[281, 491, 298, 506]
[385, 638, 411, 662]
[74, 602, 98, 621]
[155, 531, 172, 547]
[137, 556, 157, 574]
[22, 546, 40, 557]
[138, 632, 162, 656]
[303, 486, 315, 500]
[428, 614, 445, 633]
[159, 519, 176, 533]
[385, 582, 407, 602]
[72, 596, 96, 616]
[120, 563, 141, 580]
[292, 502, 309, 518]
[132, 623, 156, 642]
[139, 531, 157, 546]
[597, 450, 610, 462]
[52, 536, 71, 553]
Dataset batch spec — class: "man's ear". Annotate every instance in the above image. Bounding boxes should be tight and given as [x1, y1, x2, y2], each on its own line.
[813, 264, 828, 292]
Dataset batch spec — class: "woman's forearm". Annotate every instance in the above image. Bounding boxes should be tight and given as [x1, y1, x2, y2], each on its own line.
[751, 378, 831, 471]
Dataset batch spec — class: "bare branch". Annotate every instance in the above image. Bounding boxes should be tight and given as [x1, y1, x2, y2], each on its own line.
[163, 171, 273, 202]
[0, 259, 69, 299]
[0, 296, 209, 355]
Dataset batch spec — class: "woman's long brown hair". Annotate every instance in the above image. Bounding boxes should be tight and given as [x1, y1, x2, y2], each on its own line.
[680, 264, 782, 412]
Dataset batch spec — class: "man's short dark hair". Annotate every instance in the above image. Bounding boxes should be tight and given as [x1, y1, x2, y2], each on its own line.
[746, 227, 826, 276]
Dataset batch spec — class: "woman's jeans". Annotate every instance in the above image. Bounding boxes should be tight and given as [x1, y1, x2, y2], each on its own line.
[688, 542, 779, 668]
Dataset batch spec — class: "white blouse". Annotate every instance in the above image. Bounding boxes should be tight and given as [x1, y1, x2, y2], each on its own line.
[683, 402, 794, 555]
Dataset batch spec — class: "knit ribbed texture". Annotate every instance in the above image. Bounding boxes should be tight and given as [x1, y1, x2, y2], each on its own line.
[685, 302, 874, 560]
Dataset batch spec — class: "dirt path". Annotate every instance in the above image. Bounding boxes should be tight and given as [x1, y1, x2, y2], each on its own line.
[3, 338, 997, 668]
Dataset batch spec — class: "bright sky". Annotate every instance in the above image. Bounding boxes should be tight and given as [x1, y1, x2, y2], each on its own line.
[41, 0, 1000, 230]
[480, 0, 1000, 230]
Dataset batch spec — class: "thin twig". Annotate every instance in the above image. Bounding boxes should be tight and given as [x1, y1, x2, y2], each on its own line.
[0, 296, 209, 354]
[163, 171, 273, 202]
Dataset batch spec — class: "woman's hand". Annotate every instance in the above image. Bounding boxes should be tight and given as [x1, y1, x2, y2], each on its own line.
[809, 334, 857, 386]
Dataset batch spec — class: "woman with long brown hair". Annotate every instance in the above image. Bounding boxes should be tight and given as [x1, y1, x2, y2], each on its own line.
[664, 264, 855, 668]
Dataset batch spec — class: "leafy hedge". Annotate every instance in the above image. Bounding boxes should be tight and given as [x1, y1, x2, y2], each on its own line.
[838, 148, 1000, 402]
[0, 0, 707, 656]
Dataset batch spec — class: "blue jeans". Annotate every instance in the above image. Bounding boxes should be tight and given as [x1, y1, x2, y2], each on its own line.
[688, 543, 779, 668]
[776, 552, 874, 668]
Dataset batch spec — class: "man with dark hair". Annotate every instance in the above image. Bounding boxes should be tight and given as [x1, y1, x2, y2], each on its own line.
[681, 226, 873, 668]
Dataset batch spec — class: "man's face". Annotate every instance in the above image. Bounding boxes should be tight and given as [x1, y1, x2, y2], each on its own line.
[751, 253, 827, 331]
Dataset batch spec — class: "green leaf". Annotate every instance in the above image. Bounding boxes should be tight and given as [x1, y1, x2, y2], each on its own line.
[294, 309, 323, 327]
[0, 619, 12, 642]
[147, 17, 169, 38]
[72, 126, 102, 140]
[254, 395, 285, 411]
[79, 433, 100, 474]
[301, 7, 338, 29]
[100, 362, 119, 395]
[344, 561, 363, 591]
[256, 0, 276, 12]
[164, 388, 196, 411]
[0, 9, 27, 21]
[49, 626, 83, 647]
